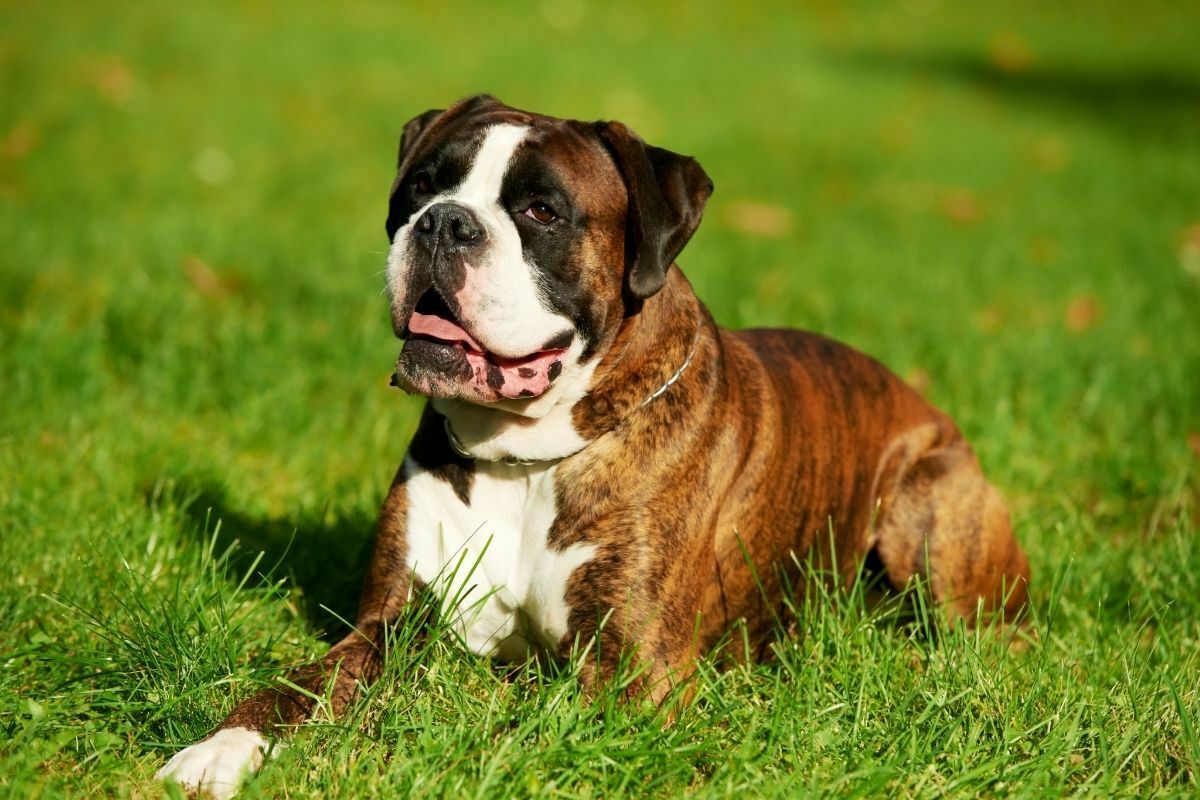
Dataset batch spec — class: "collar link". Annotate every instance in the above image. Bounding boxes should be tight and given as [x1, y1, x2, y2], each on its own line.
[443, 417, 539, 467]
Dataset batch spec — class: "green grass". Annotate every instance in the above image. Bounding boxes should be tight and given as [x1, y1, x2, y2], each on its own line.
[3, 0, 1200, 796]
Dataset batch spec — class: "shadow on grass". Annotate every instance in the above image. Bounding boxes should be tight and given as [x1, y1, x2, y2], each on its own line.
[835, 48, 1200, 138]
[156, 479, 378, 643]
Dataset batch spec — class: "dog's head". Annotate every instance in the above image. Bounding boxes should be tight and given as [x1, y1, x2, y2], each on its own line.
[385, 95, 713, 413]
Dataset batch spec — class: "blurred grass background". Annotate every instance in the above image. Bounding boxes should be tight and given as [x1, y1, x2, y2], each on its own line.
[2, 0, 1199, 796]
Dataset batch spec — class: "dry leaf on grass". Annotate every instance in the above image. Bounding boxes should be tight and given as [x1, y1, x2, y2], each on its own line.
[939, 189, 982, 225]
[723, 200, 793, 238]
[973, 306, 1005, 333]
[988, 32, 1033, 74]
[182, 255, 240, 299]
[91, 56, 137, 106]
[1178, 222, 1200, 277]
[905, 367, 932, 397]
[3, 123, 38, 159]
[1064, 295, 1100, 332]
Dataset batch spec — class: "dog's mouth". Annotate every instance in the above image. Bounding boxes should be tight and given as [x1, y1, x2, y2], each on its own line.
[395, 289, 569, 402]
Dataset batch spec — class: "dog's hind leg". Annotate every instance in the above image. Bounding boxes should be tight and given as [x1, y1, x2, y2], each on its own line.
[871, 426, 1030, 625]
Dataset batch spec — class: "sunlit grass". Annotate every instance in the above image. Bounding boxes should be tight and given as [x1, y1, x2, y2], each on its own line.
[2, 0, 1198, 796]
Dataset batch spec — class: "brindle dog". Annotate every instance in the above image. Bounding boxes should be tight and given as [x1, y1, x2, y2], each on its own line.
[158, 95, 1029, 798]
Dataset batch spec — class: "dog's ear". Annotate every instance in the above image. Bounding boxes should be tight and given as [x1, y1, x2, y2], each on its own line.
[597, 121, 714, 300]
[396, 107, 445, 173]
[388, 96, 507, 239]
[386, 108, 444, 240]
[395, 94, 505, 168]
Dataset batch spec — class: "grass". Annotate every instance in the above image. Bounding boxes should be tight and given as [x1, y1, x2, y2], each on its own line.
[2, 0, 1199, 796]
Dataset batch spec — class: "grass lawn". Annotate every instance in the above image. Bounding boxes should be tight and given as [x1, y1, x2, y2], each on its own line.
[3, 0, 1200, 796]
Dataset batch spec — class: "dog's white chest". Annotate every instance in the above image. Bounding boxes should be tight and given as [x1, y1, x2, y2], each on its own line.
[403, 457, 593, 659]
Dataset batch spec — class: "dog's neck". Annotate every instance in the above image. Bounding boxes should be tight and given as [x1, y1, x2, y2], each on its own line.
[434, 267, 704, 465]
[572, 268, 704, 436]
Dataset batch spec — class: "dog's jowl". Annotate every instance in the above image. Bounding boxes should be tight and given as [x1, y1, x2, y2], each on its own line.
[159, 95, 1030, 797]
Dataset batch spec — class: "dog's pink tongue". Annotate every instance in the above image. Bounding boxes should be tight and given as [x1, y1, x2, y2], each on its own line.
[408, 310, 565, 399]
[409, 311, 483, 351]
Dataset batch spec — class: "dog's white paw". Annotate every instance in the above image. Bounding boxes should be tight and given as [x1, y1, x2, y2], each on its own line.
[156, 727, 270, 799]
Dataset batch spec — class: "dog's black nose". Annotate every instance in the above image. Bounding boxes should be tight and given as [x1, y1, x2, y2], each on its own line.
[414, 202, 485, 247]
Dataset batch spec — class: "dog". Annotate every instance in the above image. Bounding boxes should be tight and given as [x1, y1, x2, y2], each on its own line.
[157, 95, 1029, 797]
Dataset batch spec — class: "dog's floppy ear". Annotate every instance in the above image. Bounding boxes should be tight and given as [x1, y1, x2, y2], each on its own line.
[386, 108, 444, 239]
[388, 96, 507, 239]
[395, 95, 502, 172]
[396, 108, 445, 174]
[597, 121, 714, 300]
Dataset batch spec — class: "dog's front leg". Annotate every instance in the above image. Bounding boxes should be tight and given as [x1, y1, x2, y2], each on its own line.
[567, 552, 707, 715]
[156, 477, 411, 798]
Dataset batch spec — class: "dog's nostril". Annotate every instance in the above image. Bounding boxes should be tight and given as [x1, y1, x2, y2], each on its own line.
[451, 217, 480, 242]
[417, 211, 434, 233]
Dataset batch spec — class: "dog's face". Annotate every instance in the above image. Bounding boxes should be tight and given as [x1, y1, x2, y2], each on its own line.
[385, 95, 713, 413]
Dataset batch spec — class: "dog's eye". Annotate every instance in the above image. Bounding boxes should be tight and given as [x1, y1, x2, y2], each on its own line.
[413, 173, 433, 195]
[524, 202, 558, 225]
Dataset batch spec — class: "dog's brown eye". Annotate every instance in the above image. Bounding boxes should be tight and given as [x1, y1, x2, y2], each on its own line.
[414, 173, 433, 195]
[524, 202, 557, 225]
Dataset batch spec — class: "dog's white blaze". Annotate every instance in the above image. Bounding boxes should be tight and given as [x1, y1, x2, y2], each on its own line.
[156, 727, 271, 799]
[453, 123, 528, 209]
[446, 124, 570, 358]
[404, 455, 595, 659]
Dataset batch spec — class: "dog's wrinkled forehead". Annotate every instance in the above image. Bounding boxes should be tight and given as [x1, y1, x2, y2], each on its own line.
[387, 102, 621, 240]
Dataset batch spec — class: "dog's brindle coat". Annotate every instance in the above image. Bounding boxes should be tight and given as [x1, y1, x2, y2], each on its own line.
[158, 96, 1029, 796]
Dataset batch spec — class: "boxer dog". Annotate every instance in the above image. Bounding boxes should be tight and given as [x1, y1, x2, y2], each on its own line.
[158, 95, 1029, 797]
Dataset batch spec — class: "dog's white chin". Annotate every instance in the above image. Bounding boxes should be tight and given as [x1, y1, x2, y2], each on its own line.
[433, 346, 601, 463]
[156, 727, 274, 799]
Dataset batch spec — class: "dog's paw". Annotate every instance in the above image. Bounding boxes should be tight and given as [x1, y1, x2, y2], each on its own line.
[156, 727, 270, 799]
